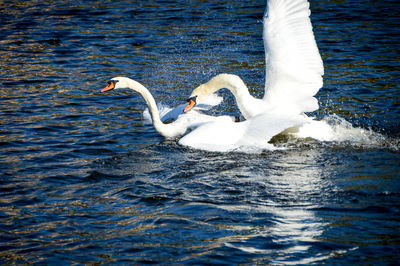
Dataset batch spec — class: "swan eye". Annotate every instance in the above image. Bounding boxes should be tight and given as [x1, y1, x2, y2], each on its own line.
[186, 95, 197, 103]
[108, 80, 119, 85]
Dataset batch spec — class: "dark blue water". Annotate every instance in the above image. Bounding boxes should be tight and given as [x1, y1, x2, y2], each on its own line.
[1, 0, 400, 264]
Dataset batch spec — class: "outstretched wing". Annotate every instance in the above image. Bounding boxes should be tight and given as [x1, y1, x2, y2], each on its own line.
[263, 0, 324, 114]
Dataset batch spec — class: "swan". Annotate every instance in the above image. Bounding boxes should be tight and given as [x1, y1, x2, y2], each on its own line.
[100, 76, 234, 139]
[184, 0, 324, 120]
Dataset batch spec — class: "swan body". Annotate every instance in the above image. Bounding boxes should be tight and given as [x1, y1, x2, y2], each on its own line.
[186, 0, 323, 119]
[179, 113, 311, 152]
[101, 77, 233, 139]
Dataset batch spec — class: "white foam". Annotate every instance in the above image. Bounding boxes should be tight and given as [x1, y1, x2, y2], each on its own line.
[290, 114, 396, 150]
[292, 119, 335, 141]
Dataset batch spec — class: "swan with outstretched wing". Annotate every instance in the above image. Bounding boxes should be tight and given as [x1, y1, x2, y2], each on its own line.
[185, 0, 324, 118]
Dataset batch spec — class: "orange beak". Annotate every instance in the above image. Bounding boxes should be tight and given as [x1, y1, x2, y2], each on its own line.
[101, 81, 115, 92]
[184, 97, 196, 113]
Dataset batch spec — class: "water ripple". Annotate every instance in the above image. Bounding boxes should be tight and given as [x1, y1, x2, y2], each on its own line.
[1, 0, 400, 264]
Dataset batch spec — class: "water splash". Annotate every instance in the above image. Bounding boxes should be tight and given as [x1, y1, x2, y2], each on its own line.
[142, 103, 176, 125]
[290, 114, 399, 151]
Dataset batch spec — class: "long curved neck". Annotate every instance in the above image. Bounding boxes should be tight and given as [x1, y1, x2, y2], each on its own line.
[125, 79, 185, 138]
[205, 74, 262, 119]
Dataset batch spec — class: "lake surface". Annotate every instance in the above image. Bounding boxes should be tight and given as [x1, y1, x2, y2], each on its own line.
[1, 0, 399, 264]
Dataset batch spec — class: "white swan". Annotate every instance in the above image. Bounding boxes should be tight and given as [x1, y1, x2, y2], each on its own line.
[184, 0, 324, 120]
[101, 77, 234, 139]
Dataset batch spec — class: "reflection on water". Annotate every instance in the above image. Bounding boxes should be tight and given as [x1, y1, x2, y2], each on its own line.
[212, 149, 328, 263]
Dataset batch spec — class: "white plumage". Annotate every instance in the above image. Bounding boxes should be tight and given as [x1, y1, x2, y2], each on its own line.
[102, 0, 327, 153]
[263, 0, 324, 114]
[187, 0, 324, 117]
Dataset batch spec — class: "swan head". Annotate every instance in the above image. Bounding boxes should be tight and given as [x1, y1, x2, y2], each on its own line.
[184, 73, 240, 113]
[101, 77, 132, 92]
[184, 84, 211, 113]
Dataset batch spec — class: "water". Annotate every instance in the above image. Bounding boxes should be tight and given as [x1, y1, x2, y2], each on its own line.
[1, 0, 399, 264]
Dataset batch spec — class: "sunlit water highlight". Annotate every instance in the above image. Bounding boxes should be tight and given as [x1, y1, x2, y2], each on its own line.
[0, 0, 399, 264]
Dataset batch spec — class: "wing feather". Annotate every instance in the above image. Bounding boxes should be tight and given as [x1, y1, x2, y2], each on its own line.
[263, 0, 324, 114]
